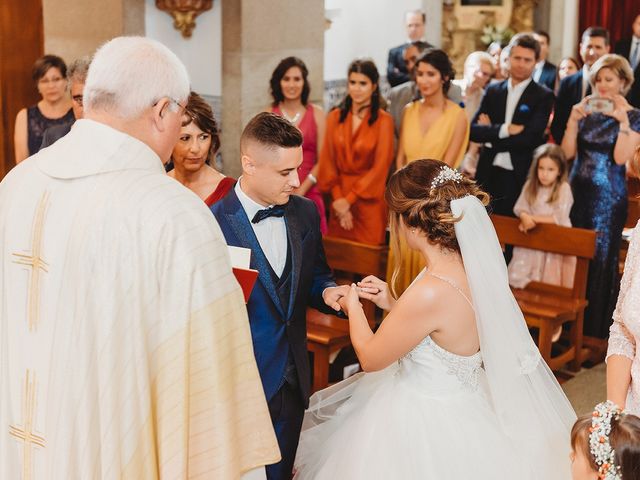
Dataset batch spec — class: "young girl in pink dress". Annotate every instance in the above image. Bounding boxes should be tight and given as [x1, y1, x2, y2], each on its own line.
[269, 56, 327, 233]
[508, 143, 576, 290]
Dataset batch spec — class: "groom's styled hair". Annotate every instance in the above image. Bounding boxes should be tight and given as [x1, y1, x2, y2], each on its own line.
[240, 112, 303, 154]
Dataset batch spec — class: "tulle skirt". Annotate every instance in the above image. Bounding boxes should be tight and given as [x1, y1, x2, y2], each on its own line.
[294, 365, 525, 480]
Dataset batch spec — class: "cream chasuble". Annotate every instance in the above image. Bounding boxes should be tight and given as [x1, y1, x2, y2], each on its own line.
[0, 119, 280, 479]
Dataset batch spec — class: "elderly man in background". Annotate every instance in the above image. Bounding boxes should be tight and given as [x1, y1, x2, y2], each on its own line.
[0, 36, 278, 479]
[40, 57, 91, 149]
[387, 10, 431, 87]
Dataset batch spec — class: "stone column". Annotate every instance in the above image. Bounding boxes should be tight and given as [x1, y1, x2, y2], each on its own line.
[220, 0, 325, 178]
[423, 0, 442, 48]
[42, 0, 145, 61]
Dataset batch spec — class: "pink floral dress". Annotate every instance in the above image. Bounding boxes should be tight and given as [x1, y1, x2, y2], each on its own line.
[507, 182, 576, 289]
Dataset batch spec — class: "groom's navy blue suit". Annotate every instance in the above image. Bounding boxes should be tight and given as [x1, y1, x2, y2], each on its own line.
[211, 188, 337, 480]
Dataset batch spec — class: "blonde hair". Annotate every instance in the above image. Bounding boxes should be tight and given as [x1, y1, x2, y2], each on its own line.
[589, 54, 635, 95]
[522, 143, 568, 205]
[463, 51, 495, 82]
[385, 159, 489, 297]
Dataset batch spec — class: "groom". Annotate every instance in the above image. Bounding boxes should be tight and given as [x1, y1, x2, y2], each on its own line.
[211, 112, 348, 479]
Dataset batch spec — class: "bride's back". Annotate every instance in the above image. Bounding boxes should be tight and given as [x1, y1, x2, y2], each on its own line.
[408, 262, 479, 358]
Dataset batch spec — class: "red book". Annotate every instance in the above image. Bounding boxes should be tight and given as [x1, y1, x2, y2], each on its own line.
[232, 267, 258, 303]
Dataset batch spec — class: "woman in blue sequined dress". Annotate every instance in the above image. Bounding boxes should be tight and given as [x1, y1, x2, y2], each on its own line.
[561, 54, 640, 339]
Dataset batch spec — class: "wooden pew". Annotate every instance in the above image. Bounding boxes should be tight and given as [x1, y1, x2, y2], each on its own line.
[306, 237, 388, 393]
[491, 215, 597, 371]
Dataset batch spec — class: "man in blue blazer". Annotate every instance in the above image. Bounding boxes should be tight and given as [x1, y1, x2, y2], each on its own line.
[471, 33, 554, 217]
[550, 26, 610, 143]
[387, 10, 430, 87]
[211, 112, 348, 480]
[532, 31, 557, 91]
[615, 15, 640, 107]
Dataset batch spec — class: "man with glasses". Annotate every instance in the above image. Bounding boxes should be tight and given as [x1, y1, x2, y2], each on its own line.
[40, 57, 90, 149]
[0, 36, 278, 479]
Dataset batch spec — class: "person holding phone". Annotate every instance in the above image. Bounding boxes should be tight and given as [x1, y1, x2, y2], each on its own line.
[561, 53, 640, 342]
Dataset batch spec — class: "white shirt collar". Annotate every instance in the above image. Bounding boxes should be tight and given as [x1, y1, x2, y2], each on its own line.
[507, 77, 532, 93]
[535, 60, 545, 70]
[582, 64, 591, 79]
[633, 36, 640, 44]
[234, 177, 271, 219]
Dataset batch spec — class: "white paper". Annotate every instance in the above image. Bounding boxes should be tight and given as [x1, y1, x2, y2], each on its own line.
[228, 245, 252, 269]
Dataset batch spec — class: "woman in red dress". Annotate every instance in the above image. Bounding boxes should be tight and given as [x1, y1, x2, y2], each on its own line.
[269, 56, 327, 233]
[168, 91, 234, 206]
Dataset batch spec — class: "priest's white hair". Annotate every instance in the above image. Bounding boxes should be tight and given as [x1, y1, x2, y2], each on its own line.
[84, 36, 190, 119]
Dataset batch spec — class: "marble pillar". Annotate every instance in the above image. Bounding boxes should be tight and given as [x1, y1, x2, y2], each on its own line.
[43, 0, 145, 62]
[220, 0, 325, 178]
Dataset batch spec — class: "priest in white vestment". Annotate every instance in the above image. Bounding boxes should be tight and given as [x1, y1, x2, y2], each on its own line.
[0, 37, 279, 479]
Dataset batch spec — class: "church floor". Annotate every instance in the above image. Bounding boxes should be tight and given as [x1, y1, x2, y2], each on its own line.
[561, 362, 606, 416]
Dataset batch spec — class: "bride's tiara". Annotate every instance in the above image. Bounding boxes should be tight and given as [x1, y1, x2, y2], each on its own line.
[590, 400, 624, 480]
[430, 165, 463, 193]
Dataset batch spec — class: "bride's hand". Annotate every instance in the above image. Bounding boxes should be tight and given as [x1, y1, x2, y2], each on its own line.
[342, 283, 363, 317]
[357, 275, 396, 311]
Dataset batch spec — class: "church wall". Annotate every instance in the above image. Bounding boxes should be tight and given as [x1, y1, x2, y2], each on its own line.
[144, 0, 222, 100]
[323, 0, 440, 109]
[43, 0, 144, 62]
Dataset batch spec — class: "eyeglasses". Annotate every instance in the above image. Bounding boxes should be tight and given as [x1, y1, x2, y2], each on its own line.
[39, 76, 65, 85]
[153, 97, 187, 114]
[72, 95, 83, 106]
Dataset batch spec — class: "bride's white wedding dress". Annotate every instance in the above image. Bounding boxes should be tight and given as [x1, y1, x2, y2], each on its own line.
[294, 196, 576, 480]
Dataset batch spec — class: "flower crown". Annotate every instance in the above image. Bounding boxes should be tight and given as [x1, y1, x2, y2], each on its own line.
[430, 166, 463, 193]
[590, 400, 624, 480]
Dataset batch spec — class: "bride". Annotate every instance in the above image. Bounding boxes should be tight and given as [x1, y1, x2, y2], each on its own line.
[294, 159, 576, 479]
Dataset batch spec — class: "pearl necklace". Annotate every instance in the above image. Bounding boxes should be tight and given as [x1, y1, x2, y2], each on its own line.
[280, 106, 301, 124]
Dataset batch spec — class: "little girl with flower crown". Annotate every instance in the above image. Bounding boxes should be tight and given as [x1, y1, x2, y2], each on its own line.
[570, 401, 640, 480]
[507, 143, 576, 290]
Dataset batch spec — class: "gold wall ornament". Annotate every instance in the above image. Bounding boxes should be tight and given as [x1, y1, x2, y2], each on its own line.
[155, 0, 213, 38]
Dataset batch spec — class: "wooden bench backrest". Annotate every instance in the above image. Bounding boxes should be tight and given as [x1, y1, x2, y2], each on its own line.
[490, 215, 597, 299]
[322, 236, 388, 279]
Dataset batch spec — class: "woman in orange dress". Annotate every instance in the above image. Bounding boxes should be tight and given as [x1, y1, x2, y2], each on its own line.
[318, 59, 394, 245]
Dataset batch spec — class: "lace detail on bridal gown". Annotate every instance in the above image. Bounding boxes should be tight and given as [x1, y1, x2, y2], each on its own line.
[426, 337, 482, 390]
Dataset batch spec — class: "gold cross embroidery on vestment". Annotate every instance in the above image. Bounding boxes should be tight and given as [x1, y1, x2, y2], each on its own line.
[9, 370, 46, 480]
[12, 191, 50, 331]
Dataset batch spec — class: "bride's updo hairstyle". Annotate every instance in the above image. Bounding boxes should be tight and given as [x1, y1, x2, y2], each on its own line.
[386, 159, 489, 294]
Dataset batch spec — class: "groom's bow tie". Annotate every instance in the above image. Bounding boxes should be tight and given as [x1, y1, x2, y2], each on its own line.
[252, 204, 286, 224]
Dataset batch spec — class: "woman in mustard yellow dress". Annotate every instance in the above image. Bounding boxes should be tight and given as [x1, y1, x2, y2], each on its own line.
[390, 49, 470, 295]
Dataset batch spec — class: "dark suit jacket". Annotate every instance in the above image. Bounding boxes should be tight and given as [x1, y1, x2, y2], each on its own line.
[536, 61, 557, 92]
[550, 70, 587, 143]
[387, 43, 410, 87]
[470, 79, 554, 189]
[615, 38, 640, 108]
[40, 122, 73, 150]
[210, 190, 337, 406]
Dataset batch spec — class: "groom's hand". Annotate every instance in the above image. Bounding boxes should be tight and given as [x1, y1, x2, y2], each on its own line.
[322, 285, 351, 312]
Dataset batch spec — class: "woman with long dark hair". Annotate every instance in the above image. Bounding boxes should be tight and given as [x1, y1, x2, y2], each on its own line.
[391, 49, 469, 295]
[269, 56, 327, 233]
[317, 59, 394, 245]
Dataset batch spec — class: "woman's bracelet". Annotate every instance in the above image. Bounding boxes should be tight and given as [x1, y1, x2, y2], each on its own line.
[307, 173, 318, 184]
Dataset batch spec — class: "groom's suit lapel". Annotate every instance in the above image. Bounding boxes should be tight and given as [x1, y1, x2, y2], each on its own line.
[284, 203, 303, 321]
[223, 191, 286, 318]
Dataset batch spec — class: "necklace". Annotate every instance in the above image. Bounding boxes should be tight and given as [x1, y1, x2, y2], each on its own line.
[280, 106, 301, 124]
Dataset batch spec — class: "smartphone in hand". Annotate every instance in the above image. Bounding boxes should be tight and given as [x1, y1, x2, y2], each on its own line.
[585, 97, 614, 114]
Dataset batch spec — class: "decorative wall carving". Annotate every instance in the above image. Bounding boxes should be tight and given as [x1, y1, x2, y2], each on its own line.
[155, 0, 213, 38]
